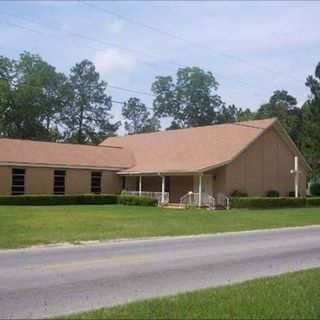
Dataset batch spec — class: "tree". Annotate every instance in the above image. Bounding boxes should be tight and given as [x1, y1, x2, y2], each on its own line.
[256, 90, 303, 146]
[0, 52, 68, 140]
[122, 97, 160, 134]
[216, 104, 255, 124]
[302, 62, 320, 179]
[151, 67, 223, 129]
[63, 60, 120, 144]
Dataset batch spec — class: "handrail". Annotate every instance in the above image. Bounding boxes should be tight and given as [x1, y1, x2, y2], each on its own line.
[179, 192, 215, 209]
[217, 193, 230, 209]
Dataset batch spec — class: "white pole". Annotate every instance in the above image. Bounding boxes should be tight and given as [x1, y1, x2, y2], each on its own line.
[161, 176, 165, 204]
[198, 174, 202, 207]
[139, 176, 142, 196]
[295, 156, 299, 198]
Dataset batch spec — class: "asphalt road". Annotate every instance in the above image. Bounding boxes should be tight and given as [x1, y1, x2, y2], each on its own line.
[1, 225, 320, 319]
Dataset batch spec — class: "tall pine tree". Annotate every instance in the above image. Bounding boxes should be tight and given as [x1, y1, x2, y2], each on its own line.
[63, 60, 120, 144]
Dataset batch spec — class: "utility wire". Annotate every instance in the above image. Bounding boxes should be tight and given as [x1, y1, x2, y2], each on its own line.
[0, 10, 270, 94]
[108, 85, 154, 97]
[0, 18, 271, 98]
[80, 0, 301, 84]
[0, 9, 185, 70]
[0, 19, 173, 72]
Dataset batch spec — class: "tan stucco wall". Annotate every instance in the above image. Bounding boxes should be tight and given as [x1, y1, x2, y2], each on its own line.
[0, 167, 11, 195]
[26, 167, 54, 194]
[65, 169, 91, 194]
[225, 128, 308, 196]
[206, 166, 227, 197]
[0, 166, 122, 195]
[102, 171, 123, 194]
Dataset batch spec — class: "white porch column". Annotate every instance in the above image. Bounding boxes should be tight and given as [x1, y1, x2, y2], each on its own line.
[139, 176, 142, 196]
[198, 174, 202, 206]
[161, 176, 165, 204]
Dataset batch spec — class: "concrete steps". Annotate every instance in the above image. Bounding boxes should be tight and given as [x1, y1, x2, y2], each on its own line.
[163, 203, 183, 209]
[163, 203, 227, 210]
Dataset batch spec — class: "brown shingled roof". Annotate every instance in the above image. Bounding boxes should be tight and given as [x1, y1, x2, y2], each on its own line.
[0, 138, 134, 170]
[101, 118, 278, 174]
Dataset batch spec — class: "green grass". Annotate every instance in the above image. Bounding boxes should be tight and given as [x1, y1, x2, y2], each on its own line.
[0, 205, 320, 249]
[64, 268, 320, 319]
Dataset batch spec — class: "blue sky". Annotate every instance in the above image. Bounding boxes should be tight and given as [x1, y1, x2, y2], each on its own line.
[0, 1, 319, 134]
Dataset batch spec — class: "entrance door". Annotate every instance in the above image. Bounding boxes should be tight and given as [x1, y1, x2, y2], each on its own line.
[202, 174, 213, 195]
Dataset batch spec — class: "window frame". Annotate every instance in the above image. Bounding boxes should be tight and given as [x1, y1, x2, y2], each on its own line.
[11, 168, 26, 195]
[53, 170, 66, 195]
[91, 171, 102, 194]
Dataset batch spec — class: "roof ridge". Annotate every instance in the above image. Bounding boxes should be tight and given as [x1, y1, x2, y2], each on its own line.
[104, 118, 277, 142]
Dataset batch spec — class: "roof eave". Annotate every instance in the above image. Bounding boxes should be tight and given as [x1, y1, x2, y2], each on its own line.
[0, 161, 128, 171]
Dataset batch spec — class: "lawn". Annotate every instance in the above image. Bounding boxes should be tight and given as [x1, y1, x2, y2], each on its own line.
[64, 267, 320, 319]
[0, 205, 320, 249]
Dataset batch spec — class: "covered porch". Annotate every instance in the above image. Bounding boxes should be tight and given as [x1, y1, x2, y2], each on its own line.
[120, 169, 229, 209]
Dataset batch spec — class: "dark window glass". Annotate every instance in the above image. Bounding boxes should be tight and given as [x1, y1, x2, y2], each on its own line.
[54, 170, 65, 195]
[12, 179, 24, 186]
[92, 172, 102, 177]
[91, 172, 102, 194]
[54, 170, 66, 176]
[12, 186, 25, 192]
[11, 168, 25, 195]
[12, 168, 25, 175]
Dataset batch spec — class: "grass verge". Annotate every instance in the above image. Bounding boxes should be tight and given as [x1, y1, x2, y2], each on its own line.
[64, 267, 320, 319]
[1, 205, 320, 249]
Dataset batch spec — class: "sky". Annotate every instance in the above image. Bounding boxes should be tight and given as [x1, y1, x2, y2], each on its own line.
[0, 1, 319, 134]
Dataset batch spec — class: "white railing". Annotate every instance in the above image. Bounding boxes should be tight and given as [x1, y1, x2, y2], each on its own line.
[179, 192, 215, 209]
[217, 193, 230, 210]
[126, 191, 169, 206]
[202, 193, 215, 209]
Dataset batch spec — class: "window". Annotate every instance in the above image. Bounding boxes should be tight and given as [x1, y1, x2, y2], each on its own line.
[54, 170, 66, 195]
[91, 172, 102, 194]
[11, 168, 25, 195]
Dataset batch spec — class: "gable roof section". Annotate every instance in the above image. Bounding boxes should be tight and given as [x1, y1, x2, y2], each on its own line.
[101, 118, 283, 174]
[0, 138, 134, 170]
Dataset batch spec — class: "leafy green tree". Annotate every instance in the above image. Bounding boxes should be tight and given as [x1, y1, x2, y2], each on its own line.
[63, 60, 120, 144]
[302, 62, 320, 178]
[256, 90, 303, 146]
[217, 104, 255, 124]
[0, 52, 68, 140]
[151, 67, 223, 129]
[122, 97, 160, 134]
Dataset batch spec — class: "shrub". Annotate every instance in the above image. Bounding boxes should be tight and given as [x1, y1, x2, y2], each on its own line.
[230, 189, 248, 197]
[121, 189, 129, 195]
[306, 197, 320, 207]
[288, 191, 295, 197]
[310, 182, 320, 196]
[118, 195, 158, 207]
[0, 194, 118, 206]
[266, 190, 280, 197]
[230, 197, 307, 209]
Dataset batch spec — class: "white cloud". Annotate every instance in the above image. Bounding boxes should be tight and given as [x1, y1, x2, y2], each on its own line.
[93, 49, 137, 74]
[104, 19, 126, 35]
